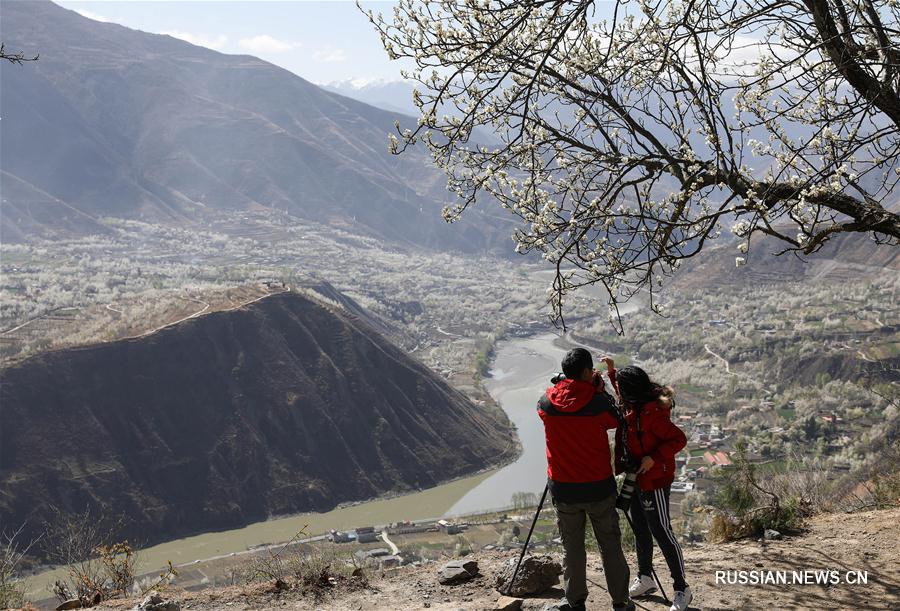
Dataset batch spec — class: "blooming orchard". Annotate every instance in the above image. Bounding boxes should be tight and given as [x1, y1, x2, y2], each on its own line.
[366, 0, 900, 328]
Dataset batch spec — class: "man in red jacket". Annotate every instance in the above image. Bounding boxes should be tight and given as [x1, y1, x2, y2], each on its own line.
[538, 348, 632, 611]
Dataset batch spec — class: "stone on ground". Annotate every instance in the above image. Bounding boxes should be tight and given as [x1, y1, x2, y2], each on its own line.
[496, 594, 524, 610]
[438, 559, 480, 584]
[495, 554, 562, 596]
[134, 590, 181, 611]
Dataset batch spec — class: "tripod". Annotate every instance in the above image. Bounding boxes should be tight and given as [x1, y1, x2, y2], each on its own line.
[504, 482, 549, 595]
[506, 482, 670, 605]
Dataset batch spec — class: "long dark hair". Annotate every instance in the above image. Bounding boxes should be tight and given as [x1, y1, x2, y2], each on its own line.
[615, 365, 674, 410]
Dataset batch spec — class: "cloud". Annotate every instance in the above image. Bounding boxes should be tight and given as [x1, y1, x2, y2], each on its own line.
[73, 9, 112, 23]
[313, 48, 346, 63]
[238, 35, 302, 54]
[161, 30, 228, 51]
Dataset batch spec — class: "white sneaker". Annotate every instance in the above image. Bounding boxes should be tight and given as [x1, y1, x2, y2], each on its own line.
[628, 574, 657, 598]
[670, 587, 692, 611]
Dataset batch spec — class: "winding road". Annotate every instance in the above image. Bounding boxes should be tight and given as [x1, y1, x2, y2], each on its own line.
[126, 289, 286, 340]
[704, 343, 756, 384]
[380, 530, 400, 555]
[704, 344, 733, 373]
[131, 297, 210, 339]
[838, 342, 877, 363]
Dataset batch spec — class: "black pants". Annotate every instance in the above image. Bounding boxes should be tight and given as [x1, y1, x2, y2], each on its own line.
[628, 485, 687, 592]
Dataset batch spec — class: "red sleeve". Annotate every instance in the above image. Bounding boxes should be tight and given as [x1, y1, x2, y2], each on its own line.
[648, 410, 687, 463]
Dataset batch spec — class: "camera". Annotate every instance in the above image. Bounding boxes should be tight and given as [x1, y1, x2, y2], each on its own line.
[616, 471, 639, 511]
[550, 370, 602, 387]
[615, 455, 640, 511]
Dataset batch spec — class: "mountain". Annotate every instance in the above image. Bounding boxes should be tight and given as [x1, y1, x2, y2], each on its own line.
[0, 0, 514, 252]
[673, 230, 899, 291]
[0, 290, 515, 551]
[0, 170, 110, 242]
[322, 79, 419, 116]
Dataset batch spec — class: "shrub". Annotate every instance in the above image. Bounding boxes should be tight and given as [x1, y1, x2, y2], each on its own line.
[236, 527, 367, 599]
[709, 442, 812, 541]
[0, 525, 35, 609]
[42, 508, 138, 605]
[95, 542, 136, 597]
[869, 469, 900, 509]
[240, 544, 367, 600]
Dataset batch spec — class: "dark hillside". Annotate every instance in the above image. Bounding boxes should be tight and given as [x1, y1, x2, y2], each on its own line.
[0, 291, 515, 551]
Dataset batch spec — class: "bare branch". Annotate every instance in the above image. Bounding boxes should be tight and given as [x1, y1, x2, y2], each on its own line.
[0, 43, 38, 64]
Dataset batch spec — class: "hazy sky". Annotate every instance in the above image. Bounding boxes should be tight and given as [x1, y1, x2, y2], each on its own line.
[56, 1, 408, 85]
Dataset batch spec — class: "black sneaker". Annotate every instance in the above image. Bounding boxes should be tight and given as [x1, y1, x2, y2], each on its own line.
[613, 600, 636, 611]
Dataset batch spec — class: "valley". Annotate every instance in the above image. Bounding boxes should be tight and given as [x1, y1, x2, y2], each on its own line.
[10, 242, 897, 607]
[2, 1, 899, 610]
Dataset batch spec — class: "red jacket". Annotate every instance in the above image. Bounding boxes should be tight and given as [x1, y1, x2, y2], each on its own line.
[538, 378, 619, 502]
[617, 398, 687, 491]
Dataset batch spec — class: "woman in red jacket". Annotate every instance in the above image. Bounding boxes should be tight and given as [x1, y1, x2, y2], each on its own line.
[605, 360, 692, 611]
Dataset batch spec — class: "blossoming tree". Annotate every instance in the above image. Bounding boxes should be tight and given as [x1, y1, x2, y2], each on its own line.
[366, 0, 899, 327]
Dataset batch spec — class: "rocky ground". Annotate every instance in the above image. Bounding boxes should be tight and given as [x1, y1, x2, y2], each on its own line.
[90, 508, 899, 611]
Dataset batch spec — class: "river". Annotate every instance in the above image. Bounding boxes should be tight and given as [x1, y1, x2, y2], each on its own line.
[25, 324, 628, 599]
[447, 332, 570, 514]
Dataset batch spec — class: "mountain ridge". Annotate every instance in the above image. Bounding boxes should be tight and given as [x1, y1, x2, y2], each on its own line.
[0, 289, 516, 553]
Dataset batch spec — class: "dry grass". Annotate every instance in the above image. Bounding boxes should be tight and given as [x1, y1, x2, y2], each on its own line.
[232, 530, 369, 603]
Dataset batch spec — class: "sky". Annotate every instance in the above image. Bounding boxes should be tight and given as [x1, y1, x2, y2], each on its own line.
[55, 1, 408, 85]
[52, 1, 760, 88]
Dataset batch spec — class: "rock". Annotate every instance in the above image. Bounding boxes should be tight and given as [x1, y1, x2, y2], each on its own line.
[495, 555, 562, 596]
[55, 601, 82, 611]
[764, 529, 782, 540]
[438, 559, 479, 585]
[496, 595, 524, 610]
[135, 590, 181, 611]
